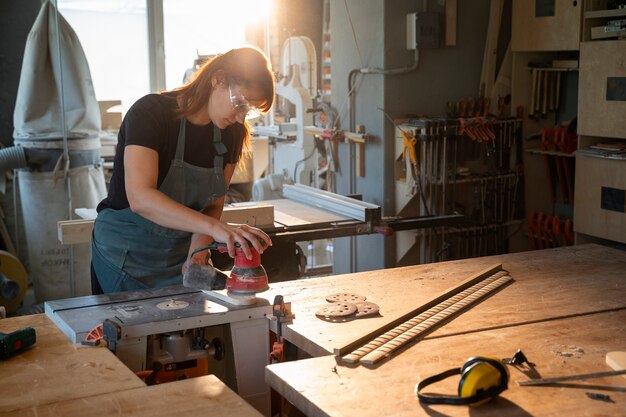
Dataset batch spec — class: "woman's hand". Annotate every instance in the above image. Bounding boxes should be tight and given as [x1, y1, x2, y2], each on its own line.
[207, 220, 272, 259]
[181, 248, 211, 275]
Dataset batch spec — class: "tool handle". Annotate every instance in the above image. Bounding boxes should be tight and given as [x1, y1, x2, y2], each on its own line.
[190, 238, 266, 258]
[0, 327, 36, 359]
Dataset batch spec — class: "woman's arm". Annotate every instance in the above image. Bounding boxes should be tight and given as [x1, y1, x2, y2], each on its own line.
[124, 145, 270, 260]
[183, 162, 272, 271]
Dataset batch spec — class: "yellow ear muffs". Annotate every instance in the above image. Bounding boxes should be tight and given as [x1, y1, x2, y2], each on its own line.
[458, 356, 509, 406]
[416, 356, 509, 406]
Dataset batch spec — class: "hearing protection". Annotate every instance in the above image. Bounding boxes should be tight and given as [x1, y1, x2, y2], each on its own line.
[416, 356, 509, 406]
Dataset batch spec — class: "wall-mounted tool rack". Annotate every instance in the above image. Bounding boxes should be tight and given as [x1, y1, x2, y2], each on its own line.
[394, 116, 524, 265]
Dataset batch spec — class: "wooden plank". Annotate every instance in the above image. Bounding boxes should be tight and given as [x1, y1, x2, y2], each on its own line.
[268, 244, 626, 357]
[480, 0, 503, 97]
[221, 203, 274, 226]
[268, 198, 351, 227]
[6, 375, 262, 417]
[57, 204, 276, 245]
[57, 219, 94, 244]
[334, 264, 502, 357]
[0, 314, 144, 413]
[266, 309, 626, 417]
[606, 351, 626, 378]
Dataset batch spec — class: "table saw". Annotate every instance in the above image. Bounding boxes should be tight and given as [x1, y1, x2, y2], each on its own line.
[44, 286, 280, 415]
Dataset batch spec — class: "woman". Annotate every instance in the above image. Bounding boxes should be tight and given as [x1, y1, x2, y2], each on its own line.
[91, 46, 274, 294]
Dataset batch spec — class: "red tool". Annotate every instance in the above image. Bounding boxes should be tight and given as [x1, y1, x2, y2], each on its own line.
[564, 219, 574, 246]
[554, 127, 575, 205]
[552, 216, 565, 247]
[535, 211, 545, 250]
[82, 323, 104, 346]
[540, 128, 556, 205]
[183, 240, 269, 297]
[528, 210, 537, 250]
[0, 327, 36, 359]
[216, 246, 269, 295]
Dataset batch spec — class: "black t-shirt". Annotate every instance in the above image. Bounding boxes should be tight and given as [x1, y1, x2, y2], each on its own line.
[97, 93, 244, 212]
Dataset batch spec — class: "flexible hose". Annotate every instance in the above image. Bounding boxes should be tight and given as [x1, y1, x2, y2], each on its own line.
[0, 146, 27, 171]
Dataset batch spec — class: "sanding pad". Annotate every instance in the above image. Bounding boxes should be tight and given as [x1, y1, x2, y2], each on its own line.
[354, 301, 380, 318]
[325, 293, 367, 303]
[315, 302, 358, 318]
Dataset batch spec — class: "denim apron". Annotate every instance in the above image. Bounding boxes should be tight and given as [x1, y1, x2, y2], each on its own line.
[92, 120, 228, 292]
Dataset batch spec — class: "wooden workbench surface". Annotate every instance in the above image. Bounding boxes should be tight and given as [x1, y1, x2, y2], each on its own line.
[0, 314, 264, 416]
[7, 374, 262, 417]
[268, 244, 626, 357]
[266, 309, 626, 417]
[0, 314, 144, 413]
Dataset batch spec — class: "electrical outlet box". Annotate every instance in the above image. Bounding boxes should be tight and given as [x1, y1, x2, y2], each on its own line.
[406, 12, 417, 50]
[406, 11, 441, 50]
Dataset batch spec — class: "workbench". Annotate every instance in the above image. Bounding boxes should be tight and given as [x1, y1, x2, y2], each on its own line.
[0, 314, 262, 416]
[265, 244, 626, 416]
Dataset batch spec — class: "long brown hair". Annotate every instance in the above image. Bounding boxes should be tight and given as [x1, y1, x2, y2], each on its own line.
[171, 46, 274, 150]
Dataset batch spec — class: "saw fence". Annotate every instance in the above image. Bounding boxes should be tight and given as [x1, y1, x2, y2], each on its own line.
[394, 116, 524, 265]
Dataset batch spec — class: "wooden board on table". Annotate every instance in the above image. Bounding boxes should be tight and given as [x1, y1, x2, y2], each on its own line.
[6, 375, 262, 417]
[266, 309, 626, 417]
[268, 244, 626, 357]
[221, 202, 274, 226]
[268, 198, 352, 227]
[0, 314, 144, 413]
[606, 351, 626, 379]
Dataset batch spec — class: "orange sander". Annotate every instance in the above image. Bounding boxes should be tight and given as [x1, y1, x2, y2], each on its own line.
[182, 241, 269, 296]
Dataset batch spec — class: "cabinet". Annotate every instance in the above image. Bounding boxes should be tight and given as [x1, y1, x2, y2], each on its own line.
[577, 40, 626, 138]
[574, 23, 626, 242]
[512, 0, 582, 52]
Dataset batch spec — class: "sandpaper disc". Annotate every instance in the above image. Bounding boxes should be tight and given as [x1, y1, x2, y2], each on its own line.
[355, 301, 380, 318]
[325, 293, 367, 303]
[315, 302, 358, 318]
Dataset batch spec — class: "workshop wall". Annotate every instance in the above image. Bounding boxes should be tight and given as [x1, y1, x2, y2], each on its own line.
[0, 0, 41, 148]
[330, 0, 490, 273]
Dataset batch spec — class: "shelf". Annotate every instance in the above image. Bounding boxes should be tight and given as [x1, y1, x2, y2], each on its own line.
[524, 67, 579, 72]
[576, 149, 626, 160]
[526, 149, 576, 158]
[447, 219, 523, 234]
[395, 172, 519, 187]
[584, 9, 626, 19]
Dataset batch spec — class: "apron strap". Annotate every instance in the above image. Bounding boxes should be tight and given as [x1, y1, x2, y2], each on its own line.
[174, 119, 187, 161]
[213, 125, 227, 170]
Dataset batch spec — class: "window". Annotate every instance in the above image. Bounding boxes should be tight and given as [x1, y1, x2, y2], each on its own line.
[58, 0, 272, 114]
[58, 0, 148, 114]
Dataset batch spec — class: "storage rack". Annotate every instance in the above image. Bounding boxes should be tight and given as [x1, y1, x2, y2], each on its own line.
[394, 116, 524, 265]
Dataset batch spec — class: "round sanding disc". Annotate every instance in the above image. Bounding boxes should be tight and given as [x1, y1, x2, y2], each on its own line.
[355, 301, 380, 318]
[325, 293, 367, 303]
[315, 302, 358, 318]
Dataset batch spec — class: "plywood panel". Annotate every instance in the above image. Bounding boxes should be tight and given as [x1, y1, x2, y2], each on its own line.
[578, 40, 626, 138]
[574, 155, 626, 242]
[512, 0, 582, 51]
[8, 375, 262, 417]
[267, 310, 626, 417]
[269, 244, 626, 356]
[0, 314, 144, 413]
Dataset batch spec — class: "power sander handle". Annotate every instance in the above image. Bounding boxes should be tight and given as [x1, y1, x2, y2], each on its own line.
[190, 238, 266, 257]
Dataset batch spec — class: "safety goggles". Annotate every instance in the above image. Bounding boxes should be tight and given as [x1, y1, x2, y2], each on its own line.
[228, 80, 261, 119]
